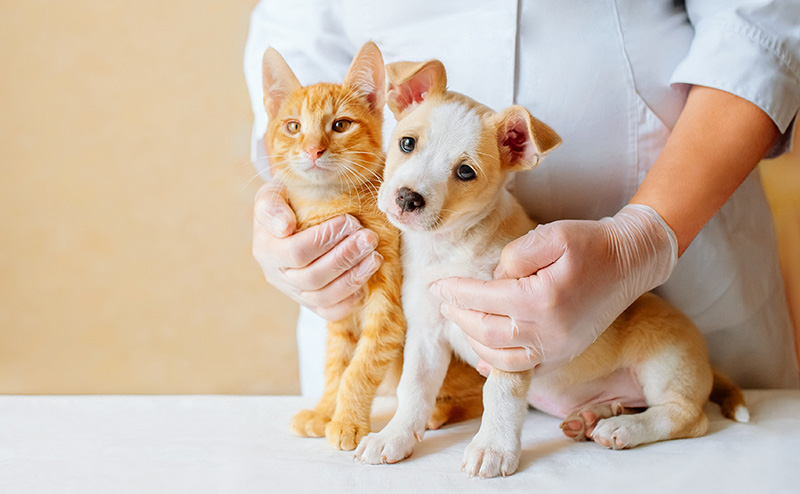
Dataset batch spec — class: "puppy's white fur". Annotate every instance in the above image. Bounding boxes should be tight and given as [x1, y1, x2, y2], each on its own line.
[357, 68, 551, 475]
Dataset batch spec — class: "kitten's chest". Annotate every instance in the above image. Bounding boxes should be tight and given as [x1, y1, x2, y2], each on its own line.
[288, 186, 378, 231]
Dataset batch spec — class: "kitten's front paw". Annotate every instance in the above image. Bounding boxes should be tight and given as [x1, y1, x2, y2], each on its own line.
[462, 432, 521, 478]
[290, 409, 330, 438]
[325, 420, 370, 451]
[354, 428, 418, 464]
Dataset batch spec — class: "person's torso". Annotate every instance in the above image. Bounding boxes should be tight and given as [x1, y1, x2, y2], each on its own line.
[256, 0, 800, 389]
[339, 0, 693, 221]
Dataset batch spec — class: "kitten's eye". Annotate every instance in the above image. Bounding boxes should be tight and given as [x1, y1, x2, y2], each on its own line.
[286, 121, 301, 135]
[455, 163, 477, 181]
[399, 137, 416, 153]
[332, 119, 351, 133]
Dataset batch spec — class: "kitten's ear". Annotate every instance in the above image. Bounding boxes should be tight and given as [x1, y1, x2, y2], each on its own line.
[343, 41, 385, 112]
[262, 47, 301, 119]
[385, 60, 447, 118]
[493, 105, 562, 171]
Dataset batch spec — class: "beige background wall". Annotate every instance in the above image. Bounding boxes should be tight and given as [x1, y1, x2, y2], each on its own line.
[0, 0, 300, 394]
[1, 1, 798, 394]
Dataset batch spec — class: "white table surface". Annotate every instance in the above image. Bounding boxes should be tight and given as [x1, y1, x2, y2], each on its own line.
[1, 391, 799, 493]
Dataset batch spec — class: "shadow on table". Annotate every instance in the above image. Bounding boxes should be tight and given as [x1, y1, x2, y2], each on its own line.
[517, 437, 575, 473]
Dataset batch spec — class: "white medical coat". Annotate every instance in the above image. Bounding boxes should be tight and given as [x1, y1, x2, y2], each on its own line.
[244, 0, 800, 395]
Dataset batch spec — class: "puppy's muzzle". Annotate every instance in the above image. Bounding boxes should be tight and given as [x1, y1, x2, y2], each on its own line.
[396, 187, 425, 213]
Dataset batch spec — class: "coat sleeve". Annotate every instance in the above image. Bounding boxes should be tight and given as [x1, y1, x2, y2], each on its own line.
[243, 0, 356, 176]
[670, 0, 800, 157]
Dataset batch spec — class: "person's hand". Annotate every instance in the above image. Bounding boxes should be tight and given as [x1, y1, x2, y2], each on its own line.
[252, 180, 383, 321]
[429, 204, 678, 375]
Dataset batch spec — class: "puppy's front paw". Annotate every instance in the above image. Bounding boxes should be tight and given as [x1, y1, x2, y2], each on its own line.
[462, 432, 521, 478]
[290, 409, 330, 437]
[354, 428, 417, 464]
[325, 420, 369, 451]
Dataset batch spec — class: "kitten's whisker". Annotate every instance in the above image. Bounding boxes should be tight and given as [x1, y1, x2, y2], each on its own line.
[336, 162, 373, 209]
[337, 161, 381, 201]
[352, 151, 385, 158]
[337, 157, 384, 183]
[336, 158, 383, 183]
[238, 156, 296, 193]
[238, 169, 269, 193]
[335, 165, 365, 211]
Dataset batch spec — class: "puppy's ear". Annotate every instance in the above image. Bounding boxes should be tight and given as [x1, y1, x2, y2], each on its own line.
[262, 47, 302, 119]
[343, 41, 385, 112]
[385, 60, 447, 118]
[494, 105, 561, 171]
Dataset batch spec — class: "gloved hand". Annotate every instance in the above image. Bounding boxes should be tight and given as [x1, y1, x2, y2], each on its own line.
[252, 180, 383, 321]
[430, 204, 678, 375]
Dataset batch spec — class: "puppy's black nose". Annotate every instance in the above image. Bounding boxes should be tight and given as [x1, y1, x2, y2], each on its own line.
[396, 186, 425, 213]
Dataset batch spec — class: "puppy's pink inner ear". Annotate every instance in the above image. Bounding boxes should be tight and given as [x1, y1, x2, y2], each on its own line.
[388, 84, 411, 112]
[502, 117, 535, 164]
[389, 69, 437, 115]
[406, 77, 430, 105]
[390, 82, 427, 112]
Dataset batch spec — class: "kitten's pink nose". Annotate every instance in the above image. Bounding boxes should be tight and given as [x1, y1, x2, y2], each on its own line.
[305, 146, 325, 165]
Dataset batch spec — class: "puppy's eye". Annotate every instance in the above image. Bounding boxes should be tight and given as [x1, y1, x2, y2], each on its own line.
[286, 121, 301, 135]
[399, 137, 416, 153]
[455, 163, 477, 181]
[332, 119, 351, 133]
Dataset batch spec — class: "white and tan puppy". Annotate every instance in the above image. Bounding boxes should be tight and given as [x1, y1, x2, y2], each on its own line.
[355, 60, 748, 478]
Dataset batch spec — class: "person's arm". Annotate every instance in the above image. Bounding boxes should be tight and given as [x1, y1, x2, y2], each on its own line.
[631, 85, 780, 255]
[432, 0, 800, 375]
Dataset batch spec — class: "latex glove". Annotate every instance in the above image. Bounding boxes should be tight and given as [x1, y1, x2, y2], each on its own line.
[252, 180, 383, 321]
[430, 204, 678, 375]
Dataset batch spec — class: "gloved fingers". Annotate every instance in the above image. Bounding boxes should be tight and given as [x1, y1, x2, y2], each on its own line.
[494, 223, 568, 279]
[475, 359, 492, 377]
[463, 334, 540, 373]
[281, 228, 379, 291]
[438, 303, 530, 349]
[312, 289, 367, 322]
[271, 214, 363, 269]
[297, 251, 383, 309]
[254, 180, 296, 238]
[429, 277, 526, 318]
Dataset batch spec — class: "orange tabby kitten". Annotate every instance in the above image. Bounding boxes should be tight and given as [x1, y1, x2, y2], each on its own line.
[261, 42, 406, 451]
[261, 42, 485, 450]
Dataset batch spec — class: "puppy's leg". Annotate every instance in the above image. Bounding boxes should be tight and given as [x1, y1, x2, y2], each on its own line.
[429, 358, 485, 430]
[291, 317, 357, 438]
[355, 336, 452, 464]
[590, 351, 711, 450]
[325, 286, 406, 450]
[462, 368, 533, 478]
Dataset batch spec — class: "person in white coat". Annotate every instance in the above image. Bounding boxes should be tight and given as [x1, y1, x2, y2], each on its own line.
[246, 0, 800, 397]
